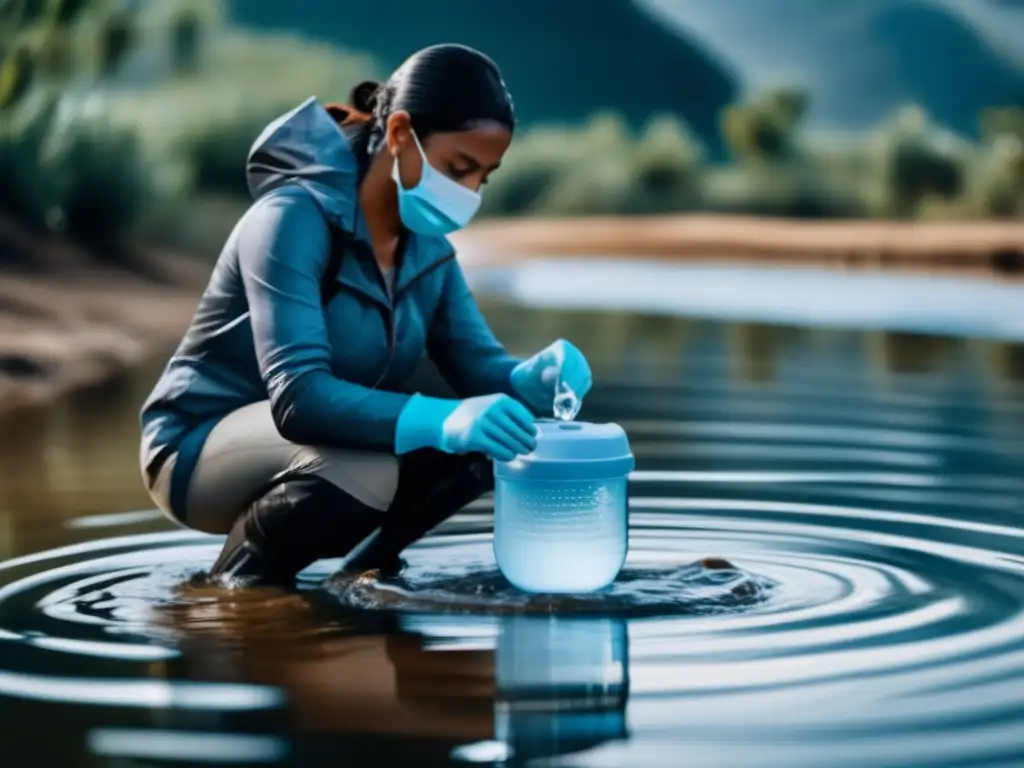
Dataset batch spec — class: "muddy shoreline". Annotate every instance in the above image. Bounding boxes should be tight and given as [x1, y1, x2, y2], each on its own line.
[0, 217, 208, 422]
[452, 215, 1024, 275]
[2, 213, 1023, 422]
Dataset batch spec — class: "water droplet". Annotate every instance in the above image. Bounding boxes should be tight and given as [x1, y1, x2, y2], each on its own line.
[553, 379, 580, 421]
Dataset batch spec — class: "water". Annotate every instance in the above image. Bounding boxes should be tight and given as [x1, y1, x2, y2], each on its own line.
[3, 305, 1024, 766]
[553, 379, 581, 421]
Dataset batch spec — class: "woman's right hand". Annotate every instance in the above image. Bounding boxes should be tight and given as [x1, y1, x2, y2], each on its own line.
[440, 394, 538, 461]
[395, 392, 538, 461]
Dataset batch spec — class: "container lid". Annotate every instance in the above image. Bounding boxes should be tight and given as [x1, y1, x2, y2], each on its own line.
[494, 419, 635, 481]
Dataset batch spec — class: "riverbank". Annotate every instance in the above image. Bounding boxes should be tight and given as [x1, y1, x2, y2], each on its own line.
[0, 217, 207, 422]
[2, 213, 1023, 422]
[451, 215, 1024, 276]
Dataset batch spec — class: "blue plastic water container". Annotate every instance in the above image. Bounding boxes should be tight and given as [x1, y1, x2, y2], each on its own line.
[493, 419, 635, 593]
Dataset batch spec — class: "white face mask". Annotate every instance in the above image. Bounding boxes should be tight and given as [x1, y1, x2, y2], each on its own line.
[392, 129, 483, 236]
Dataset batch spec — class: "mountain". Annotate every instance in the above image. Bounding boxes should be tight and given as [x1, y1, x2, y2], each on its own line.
[638, 0, 1024, 136]
[227, 0, 738, 154]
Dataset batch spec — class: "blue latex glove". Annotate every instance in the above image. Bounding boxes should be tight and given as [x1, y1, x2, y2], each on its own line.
[510, 338, 593, 415]
[395, 393, 538, 462]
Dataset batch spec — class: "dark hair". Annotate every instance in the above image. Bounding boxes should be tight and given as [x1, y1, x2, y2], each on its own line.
[339, 44, 515, 155]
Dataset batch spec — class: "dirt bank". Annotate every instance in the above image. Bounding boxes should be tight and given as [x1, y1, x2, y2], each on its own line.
[0, 217, 208, 422]
[452, 215, 1024, 276]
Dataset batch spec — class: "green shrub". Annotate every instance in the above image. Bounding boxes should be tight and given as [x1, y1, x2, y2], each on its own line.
[0, 2, 381, 252]
[146, 30, 379, 196]
[483, 112, 704, 216]
[479, 121, 574, 216]
[621, 114, 704, 213]
[961, 135, 1023, 218]
[721, 87, 810, 164]
[0, 89, 178, 248]
[0, 1, 25, 43]
[764, 88, 809, 131]
[46, 0, 89, 26]
[169, 12, 201, 74]
[0, 45, 33, 108]
[97, 11, 133, 76]
[1, 0, 46, 29]
[980, 107, 1024, 145]
[881, 107, 968, 217]
[42, 108, 154, 245]
[527, 113, 638, 215]
[0, 88, 56, 218]
[3, 0, 1023, 259]
[481, 91, 1024, 221]
[36, 24, 72, 77]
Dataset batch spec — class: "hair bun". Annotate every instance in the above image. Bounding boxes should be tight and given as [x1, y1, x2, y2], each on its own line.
[349, 80, 381, 114]
[323, 103, 352, 123]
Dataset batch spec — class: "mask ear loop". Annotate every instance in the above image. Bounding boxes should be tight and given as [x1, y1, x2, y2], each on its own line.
[392, 127, 430, 191]
[409, 128, 429, 163]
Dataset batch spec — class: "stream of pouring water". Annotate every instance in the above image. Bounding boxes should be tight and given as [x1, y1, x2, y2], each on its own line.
[553, 378, 581, 421]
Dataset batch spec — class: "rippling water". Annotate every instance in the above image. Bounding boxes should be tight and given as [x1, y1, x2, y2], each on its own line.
[3, 304, 1024, 766]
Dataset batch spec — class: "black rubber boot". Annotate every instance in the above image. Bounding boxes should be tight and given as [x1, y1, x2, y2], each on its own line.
[209, 475, 382, 587]
[342, 450, 494, 575]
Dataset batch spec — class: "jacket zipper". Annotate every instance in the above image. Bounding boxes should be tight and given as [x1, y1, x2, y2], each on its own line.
[369, 251, 455, 390]
[370, 308, 396, 390]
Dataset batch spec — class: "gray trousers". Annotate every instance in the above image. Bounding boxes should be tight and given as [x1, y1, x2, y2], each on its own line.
[146, 401, 400, 535]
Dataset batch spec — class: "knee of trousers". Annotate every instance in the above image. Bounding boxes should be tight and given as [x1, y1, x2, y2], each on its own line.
[293, 447, 401, 512]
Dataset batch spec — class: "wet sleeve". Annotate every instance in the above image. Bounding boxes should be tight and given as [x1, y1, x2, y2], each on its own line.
[426, 258, 522, 399]
[238, 190, 411, 448]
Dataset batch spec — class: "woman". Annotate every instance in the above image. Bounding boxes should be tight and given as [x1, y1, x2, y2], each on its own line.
[139, 44, 593, 586]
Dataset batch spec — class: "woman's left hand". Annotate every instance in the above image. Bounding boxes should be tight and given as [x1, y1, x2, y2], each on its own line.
[510, 338, 593, 414]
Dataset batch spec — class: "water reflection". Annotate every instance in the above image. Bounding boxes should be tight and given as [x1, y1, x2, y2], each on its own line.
[0, 367, 161, 559]
[987, 341, 1024, 384]
[867, 331, 965, 377]
[729, 322, 782, 385]
[4, 306, 1024, 765]
[87, 729, 289, 765]
[489, 617, 629, 765]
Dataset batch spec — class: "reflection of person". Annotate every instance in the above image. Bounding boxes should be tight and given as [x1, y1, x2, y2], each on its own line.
[146, 592, 630, 758]
[137, 44, 592, 586]
[155, 597, 496, 742]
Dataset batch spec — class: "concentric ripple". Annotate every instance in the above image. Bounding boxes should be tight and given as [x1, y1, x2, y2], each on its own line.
[3, 314, 1024, 766]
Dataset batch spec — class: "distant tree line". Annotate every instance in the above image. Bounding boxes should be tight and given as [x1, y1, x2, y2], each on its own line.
[1, 0, 1021, 259]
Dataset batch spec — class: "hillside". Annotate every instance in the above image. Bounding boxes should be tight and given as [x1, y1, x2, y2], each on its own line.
[641, 0, 1024, 136]
[228, 0, 738, 155]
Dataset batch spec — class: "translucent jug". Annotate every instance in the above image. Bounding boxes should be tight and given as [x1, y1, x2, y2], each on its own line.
[493, 420, 635, 593]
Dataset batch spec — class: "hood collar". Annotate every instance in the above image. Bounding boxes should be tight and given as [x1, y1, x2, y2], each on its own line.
[246, 96, 360, 231]
[247, 97, 456, 294]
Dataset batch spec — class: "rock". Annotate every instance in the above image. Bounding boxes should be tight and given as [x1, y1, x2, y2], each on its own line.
[0, 353, 47, 379]
[992, 248, 1024, 275]
[698, 557, 737, 570]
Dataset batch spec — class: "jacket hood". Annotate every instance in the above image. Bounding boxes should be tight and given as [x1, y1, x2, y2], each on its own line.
[246, 96, 359, 230]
